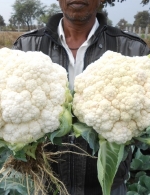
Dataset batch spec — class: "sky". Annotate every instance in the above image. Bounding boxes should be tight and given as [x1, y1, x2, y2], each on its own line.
[0, 0, 150, 26]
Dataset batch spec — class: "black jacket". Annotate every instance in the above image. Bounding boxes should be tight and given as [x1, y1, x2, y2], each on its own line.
[13, 13, 150, 195]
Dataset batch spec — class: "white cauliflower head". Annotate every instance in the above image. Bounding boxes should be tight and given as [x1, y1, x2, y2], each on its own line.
[0, 48, 72, 146]
[73, 50, 150, 144]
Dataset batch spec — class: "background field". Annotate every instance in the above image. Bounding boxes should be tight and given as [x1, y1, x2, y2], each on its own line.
[0, 32, 23, 48]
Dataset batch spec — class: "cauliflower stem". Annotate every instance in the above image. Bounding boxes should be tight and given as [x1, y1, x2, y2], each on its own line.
[72, 121, 125, 195]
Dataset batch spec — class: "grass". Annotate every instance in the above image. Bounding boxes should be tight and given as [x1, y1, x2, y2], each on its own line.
[144, 38, 150, 48]
[0, 31, 23, 49]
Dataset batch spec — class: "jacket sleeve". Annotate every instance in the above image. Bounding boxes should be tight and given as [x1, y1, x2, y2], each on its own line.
[142, 44, 150, 55]
[13, 35, 42, 52]
[127, 31, 150, 55]
[12, 29, 44, 52]
[117, 35, 150, 57]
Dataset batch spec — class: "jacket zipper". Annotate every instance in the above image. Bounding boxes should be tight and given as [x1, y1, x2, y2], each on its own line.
[84, 25, 107, 69]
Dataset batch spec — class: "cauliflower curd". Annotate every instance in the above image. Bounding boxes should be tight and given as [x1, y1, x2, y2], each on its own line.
[0, 48, 71, 145]
[73, 51, 150, 144]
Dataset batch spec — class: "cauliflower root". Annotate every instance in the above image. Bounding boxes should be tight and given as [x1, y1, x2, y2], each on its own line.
[0, 142, 70, 195]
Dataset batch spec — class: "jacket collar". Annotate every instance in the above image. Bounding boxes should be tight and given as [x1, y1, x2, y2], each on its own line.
[45, 12, 107, 43]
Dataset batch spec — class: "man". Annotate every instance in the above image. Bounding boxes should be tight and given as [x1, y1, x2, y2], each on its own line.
[13, 0, 150, 194]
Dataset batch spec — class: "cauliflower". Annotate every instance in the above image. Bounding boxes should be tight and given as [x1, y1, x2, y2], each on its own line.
[73, 50, 150, 144]
[0, 47, 72, 147]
